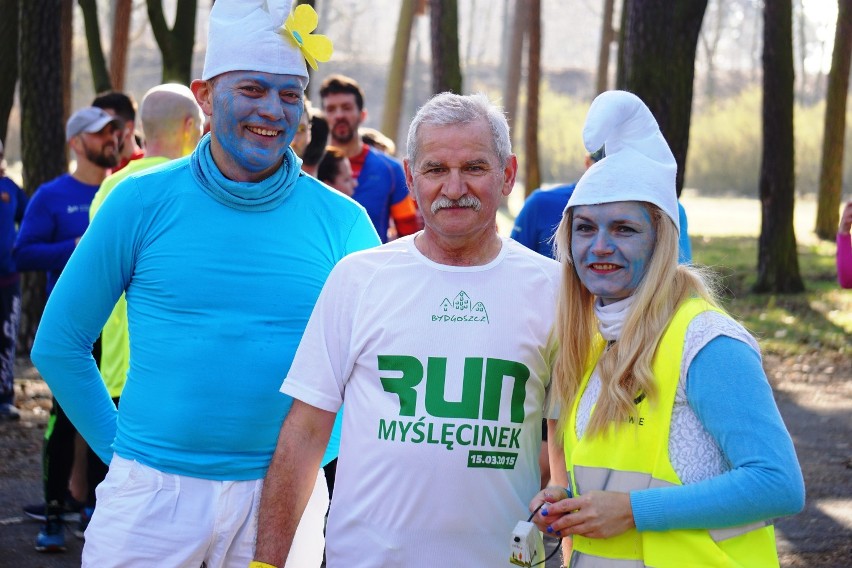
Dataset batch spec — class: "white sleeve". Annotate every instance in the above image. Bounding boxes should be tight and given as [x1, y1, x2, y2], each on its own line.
[280, 259, 362, 412]
[543, 327, 561, 420]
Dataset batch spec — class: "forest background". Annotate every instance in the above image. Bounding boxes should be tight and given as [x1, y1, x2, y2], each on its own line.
[1, 0, 849, 198]
[0, 0, 850, 341]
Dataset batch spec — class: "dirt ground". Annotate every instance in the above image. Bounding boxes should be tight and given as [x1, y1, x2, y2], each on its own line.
[0, 352, 850, 567]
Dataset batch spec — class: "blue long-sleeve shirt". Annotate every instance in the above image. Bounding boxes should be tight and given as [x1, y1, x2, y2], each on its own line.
[13, 173, 98, 295]
[31, 142, 380, 480]
[630, 336, 805, 530]
[510, 183, 576, 259]
[0, 176, 28, 277]
[352, 146, 410, 243]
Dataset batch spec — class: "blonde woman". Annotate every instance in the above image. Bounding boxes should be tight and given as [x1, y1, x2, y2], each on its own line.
[529, 91, 804, 567]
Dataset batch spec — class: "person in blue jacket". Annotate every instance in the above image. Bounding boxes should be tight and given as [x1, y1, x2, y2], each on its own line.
[0, 139, 28, 421]
[320, 74, 422, 242]
[30, 1, 379, 566]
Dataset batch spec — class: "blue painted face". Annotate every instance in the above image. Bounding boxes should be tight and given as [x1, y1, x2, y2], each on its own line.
[208, 70, 305, 182]
[570, 201, 657, 305]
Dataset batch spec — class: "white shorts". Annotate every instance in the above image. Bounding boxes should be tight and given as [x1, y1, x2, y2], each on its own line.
[83, 454, 329, 568]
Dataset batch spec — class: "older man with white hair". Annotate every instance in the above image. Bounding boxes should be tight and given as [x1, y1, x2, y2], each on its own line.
[30, 1, 378, 566]
[254, 92, 561, 568]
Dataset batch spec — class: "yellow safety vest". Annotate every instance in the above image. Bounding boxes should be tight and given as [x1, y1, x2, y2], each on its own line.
[564, 298, 779, 568]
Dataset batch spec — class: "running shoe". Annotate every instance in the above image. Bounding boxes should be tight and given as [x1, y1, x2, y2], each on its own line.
[35, 517, 66, 553]
[23, 497, 82, 523]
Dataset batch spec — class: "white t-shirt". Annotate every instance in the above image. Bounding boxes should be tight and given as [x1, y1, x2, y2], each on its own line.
[282, 234, 561, 568]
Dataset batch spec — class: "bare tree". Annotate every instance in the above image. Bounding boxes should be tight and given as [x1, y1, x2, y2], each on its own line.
[504, 1, 528, 140]
[524, 0, 541, 196]
[109, 0, 133, 92]
[0, 0, 19, 145]
[296, 0, 317, 94]
[617, 0, 708, 198]
[755, 0, 804, 293]
[79, 0, 113, 93]
[815, 0, 852, 240]
[595, 0, 616, 94]
[19, 0, 68, 350]
[382, 0, 417, 145]
[61, 0, 72, 127]
[148, 0, 198, 85]
[698, 0, 728, 104]
[429, 0, 462, 94]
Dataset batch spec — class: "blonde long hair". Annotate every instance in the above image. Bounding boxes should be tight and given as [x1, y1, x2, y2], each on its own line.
[553, 202, 720, 438]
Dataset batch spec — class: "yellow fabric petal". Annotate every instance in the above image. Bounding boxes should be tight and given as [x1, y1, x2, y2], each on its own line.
[279, 4, 333, 70]
[302, 34, 333, 63]
[290, 4, 319, 34]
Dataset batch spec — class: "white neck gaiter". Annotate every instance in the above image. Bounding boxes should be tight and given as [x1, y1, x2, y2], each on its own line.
[594, 296, 635, 341]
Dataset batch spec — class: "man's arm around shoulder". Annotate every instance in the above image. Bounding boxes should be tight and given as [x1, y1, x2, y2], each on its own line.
[254, 399, 336, 567]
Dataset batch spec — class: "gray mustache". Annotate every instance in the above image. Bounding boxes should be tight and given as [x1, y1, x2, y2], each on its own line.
[431, 195, 482, 214]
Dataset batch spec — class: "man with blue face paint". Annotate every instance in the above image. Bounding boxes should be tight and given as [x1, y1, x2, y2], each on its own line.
[29, 1, 379, 566]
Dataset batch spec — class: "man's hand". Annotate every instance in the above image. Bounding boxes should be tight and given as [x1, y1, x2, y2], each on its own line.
[253, 400, 335, 567]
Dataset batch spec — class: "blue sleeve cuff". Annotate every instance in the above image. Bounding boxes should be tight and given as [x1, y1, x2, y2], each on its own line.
[630, 489, 668, 532]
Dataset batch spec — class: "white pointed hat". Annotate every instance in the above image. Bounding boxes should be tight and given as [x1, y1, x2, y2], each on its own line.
[566, 90, 679, 230]
[202, 0, 308, 81]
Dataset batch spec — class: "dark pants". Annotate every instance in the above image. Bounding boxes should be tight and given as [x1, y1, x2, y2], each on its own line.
[0, 277, 20, 405]
[86, 396, 119, 507]
[42, 400, 77, 506]
[42, 337, 102, 509]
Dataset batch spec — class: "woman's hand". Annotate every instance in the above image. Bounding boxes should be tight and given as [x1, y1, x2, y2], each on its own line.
[840, 202, 852, 235]
[528, 486, 571, 533]
[533, 490, 636, 539]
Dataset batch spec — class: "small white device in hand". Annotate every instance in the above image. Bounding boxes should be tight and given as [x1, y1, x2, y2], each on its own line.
[509, 520, 541, 567]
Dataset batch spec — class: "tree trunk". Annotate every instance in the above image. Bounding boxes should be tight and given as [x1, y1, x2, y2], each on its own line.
[524, 0, 541, 196]
[0, 0, 18, 145]
[19, 0, 67, 352]
[815, 0, 852, 240]
[754, 0, 804, 293]
[595, 0, 616, 94]
[504, 0, 527, 141]
[795, 0, 805, 101]
[296, 0, 317, 95]
[61, 0, 73, 130]
[429, 0, 462, 94]
[698, 0, 726, 104]
[78, 0, 112, 93]
[147, 0, 198, 85]
[615, 0, 629, 89]
[109, 0, 133, 92]
[616, 0, 708, 198]
[382, 0, 417, 145]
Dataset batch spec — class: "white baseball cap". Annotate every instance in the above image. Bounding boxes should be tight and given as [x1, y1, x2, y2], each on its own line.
[65, 107, 122, 141]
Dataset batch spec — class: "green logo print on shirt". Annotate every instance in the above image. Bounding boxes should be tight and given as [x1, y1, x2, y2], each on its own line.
[432, 290, 489, 323]
[376, 355, 530, 469]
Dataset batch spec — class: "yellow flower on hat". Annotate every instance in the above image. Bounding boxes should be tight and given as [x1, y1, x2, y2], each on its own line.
[281, 4, 333, 70]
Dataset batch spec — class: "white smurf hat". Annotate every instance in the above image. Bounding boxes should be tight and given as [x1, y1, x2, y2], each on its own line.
[566, 90, 679, 230]
[202, 0, 331, 81]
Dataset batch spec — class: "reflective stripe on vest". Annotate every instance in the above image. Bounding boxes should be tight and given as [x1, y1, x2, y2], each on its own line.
[574, 465, 770, 542]
[564, 298, 779, 567]
[570, 554, 646, 567]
